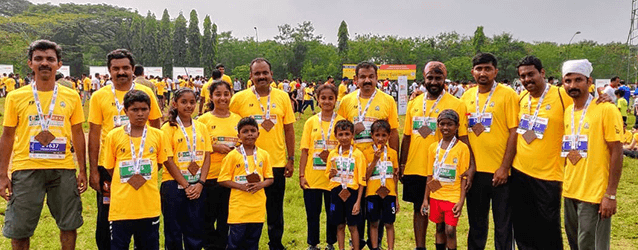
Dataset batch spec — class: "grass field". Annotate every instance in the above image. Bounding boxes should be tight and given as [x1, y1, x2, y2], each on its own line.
[0, 96, 637, 249]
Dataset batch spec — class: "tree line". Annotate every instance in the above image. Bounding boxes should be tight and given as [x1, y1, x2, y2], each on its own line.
[0, 0, 632, 83]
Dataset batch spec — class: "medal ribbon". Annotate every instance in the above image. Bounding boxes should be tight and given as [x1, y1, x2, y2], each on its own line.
[31, 83, 59, 131]
[433, 137, 457, 180]
[372, 144, 389, 186]
[176, 116, 197, 162]
[570, 95, 593, 150]
[526, 84, 550, 130]
[111, 83, 135, 126]
[252, 86, 271, 119]
[318, 112, 337, 149]
[338, 145, 354, 189]
[475, 82, 497, 122]
[357, 89, 377, 123]
[239, 145, 259, 175]
[423, 90, 445, 117]
[127, 124, 148, 174]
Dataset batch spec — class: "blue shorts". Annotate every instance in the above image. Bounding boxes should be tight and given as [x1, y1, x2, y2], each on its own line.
[366, 195, 397, 224]
[328, 186, 362, 226]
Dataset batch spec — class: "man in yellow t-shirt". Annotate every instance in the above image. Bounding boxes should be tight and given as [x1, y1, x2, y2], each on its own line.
[218, 117, 274, 249]
[0, 40, 86, 250]
[561, 59, 622, 250]
[228, 58, 295, 250]
[4, 73, 16, 93]
[510, 56, 573, 250]
[460, 53, 519, 250]
[155, 77, 166, 110]
[399, 61, 469, 249]
[88, 49, 163, 250]
[301, 83, 316, 114]
[82, 74, 92, 105]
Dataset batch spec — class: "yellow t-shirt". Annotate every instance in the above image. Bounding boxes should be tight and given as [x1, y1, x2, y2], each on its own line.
[563, 101, 623, 204]
[338, 83, 348, 101]
[229, 88, 296, 167]
[325, 146, 368, 190]
[83, 78, 92, 91]
[222, 75, 232, 85]
[403, 93, 468, 176]
[588, 84, 596, 93]
[88, 84, 162, 166]
[160, 120, 212, 182]
[278, 82, 284, 90]
[622, 129, 633, 144]
[103, 126, 171, 221]
[513, 86, 573, 181]
[460, 84, 519, 173]
[304, 87, 314, 101]
[4, 78, 16, 92]
[246, 80, 253, 88]
[337, 89, 400, 151]
[3, 84, 85, 171]
[362, 146, 399, 197]
[156, 81, 167, 96]
[270, 82, 278, 89]
[201, 81, 212, 105]
[300, 114, 346, 190]
[218, 147, 273, 224]
[197, 112, 242, 179]
[426, 140, 470, 203]
[0, 77, 5, 87]
[18, 78, 24, 87]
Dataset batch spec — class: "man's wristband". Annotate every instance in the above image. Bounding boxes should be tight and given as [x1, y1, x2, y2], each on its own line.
[287, 156, 295, 161]
[604, 193, 616, 200]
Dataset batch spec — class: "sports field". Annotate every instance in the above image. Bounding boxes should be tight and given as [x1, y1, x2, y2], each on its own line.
[0, 98, 636, 249]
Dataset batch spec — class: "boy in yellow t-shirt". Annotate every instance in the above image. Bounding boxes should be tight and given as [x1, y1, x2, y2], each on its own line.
[325, 120, 367, 250]
[422, 110, 469, 250]
[219, 117, 274, 250]
[364, 120, 399, 250]
[103, 90, 173, 249]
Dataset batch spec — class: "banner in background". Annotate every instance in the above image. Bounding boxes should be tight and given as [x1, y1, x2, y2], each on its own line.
[0, 65, 14, 75]
[173, 67, 204, 80]
[145, 67, 163, 77]
[89, 66, 109, 77]
[398, 76, 408, 115]
[57, 66, 70, 77]
[342, 64, 417, 80]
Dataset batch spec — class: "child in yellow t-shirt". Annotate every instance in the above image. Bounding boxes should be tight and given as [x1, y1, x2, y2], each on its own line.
[421, 109, 470, 250]
[219, 117, 274, 250]
[325, 120, 367, 250]
[103, 90, 174, 249]
[365, 120, 400, 250]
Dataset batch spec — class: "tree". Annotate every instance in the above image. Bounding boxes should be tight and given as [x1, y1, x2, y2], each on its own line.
[142, 11, 159, 67]
[337, 20, 349, 78]
[0, 0, 32, 17]
[472, 26, 486, 54]
[186, 9, 201, 67]
[173, 12, 187, 67]
[201, 15, 214, 76]
[158, 9, 173, 76]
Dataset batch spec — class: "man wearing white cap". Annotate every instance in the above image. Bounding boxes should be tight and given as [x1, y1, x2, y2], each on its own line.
[561, 59, 623, 250]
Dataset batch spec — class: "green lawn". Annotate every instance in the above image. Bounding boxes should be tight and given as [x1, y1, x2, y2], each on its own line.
[0, 98, 637, 249]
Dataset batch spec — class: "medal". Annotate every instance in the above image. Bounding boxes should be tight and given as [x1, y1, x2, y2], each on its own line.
[338, 188, 351, 201]
[239, 145, 261, 183]
[127, 174, 146, 190]
[472, 82, 496, 137]
[427, 179, 442, 192]
[31, 83, 59, 146]
[418, 126, 433, 138]
[523, 84, 550, 144]
[567, 150, 582, 165]
[319, 150, 330, 163]
[472, 123, 485, 136]
[336, 144, 353, 199]
[252, 86, 274, 132]
[354, 89, 377, 135]
[522, 130, 537, 144]
[419, 90, 444, 138]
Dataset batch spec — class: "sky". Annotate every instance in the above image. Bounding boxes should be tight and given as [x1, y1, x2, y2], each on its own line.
[29, 0, 630, 45]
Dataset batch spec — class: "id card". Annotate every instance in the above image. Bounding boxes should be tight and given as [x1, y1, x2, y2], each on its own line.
[353, 117, 376, 143]
[312, 140, 338, 170]
[468, 113, 493, 133]
[435, 164, 457, 184]
[177, 151, 204, 163]
[213, 136, 239, 148]
[119, 159, 152, 183]
[412, 117, 437, 137]
[330, 157, 355, 184]
[369, 161, 393, 180]
[516, 114, 548, 139]
[29, 137, 67, 159]
[561, 135, 588, 158]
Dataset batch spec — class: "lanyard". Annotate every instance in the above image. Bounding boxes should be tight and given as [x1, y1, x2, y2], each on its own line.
[357, 89, 377, 122]
[127, 124, 148, 174]
[433, 137, 457, 179]
[526, 84, 550, 129]
[111, 83, 135, 126]
[338, 145, 354, 188]
[176, 116, 197, 162]
[318, 112, 337, 149]
[372, 144, 389, 186]
[475, 82, 497, 122]
[252, 86, 271, 119]
[570, 95, 593, 149]
[239, 145, 259, 175]
[423, 90, 445, 117]
[31, 83, 59, 131]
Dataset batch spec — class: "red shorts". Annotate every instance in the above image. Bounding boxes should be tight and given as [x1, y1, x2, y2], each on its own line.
[428, 198, 459, 226]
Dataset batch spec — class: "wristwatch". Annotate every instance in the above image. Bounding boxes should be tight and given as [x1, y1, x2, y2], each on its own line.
[604, 194, 616, 200]
[287, 156, 295, 161]
[197, 179, 206, 186]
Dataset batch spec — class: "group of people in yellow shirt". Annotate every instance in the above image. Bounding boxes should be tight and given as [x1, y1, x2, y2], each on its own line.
[0, 40, 626, 250]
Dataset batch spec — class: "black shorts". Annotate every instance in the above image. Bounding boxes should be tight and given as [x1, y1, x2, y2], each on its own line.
[402, 175, 427, 208]
[366, 195, 397, 224]
[328, 186, 362, 226]
[157, 94, 164, 99]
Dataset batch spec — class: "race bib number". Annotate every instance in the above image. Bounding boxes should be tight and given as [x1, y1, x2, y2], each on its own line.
[234, 175, 248, 185]
[253, 114, 278, 125]
[177, 151, 204, 163]
[561, 135, 588, 158]
[119, 159, 152, 183]
[178, 169, 201, 189]
[330, 157, 355, 185]
[468, 113, 493, 133]
[28, 114, 64, 127]
[412, 116, 436, 137]
[29, 137, 67, 159]
[435, 164, 457, 184]
[112, 115, 130, 126]
[353, 117, 376, 143]
[312, 140, 338, 170]
[213, 136, 239, 148]
[516, 114, 548, 139]
[369, 161, 393, 180]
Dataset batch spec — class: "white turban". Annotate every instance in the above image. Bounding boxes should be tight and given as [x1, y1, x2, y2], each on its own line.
[562, 59, 593, 78]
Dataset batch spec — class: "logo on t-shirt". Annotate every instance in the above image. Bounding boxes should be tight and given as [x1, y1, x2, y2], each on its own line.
[149, 147, 155, 153]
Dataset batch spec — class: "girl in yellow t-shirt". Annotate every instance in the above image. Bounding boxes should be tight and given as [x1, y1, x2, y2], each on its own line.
[160, 88, 212, 249]
[197, 80, 242, 248]
[299, 84, 345, 249]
